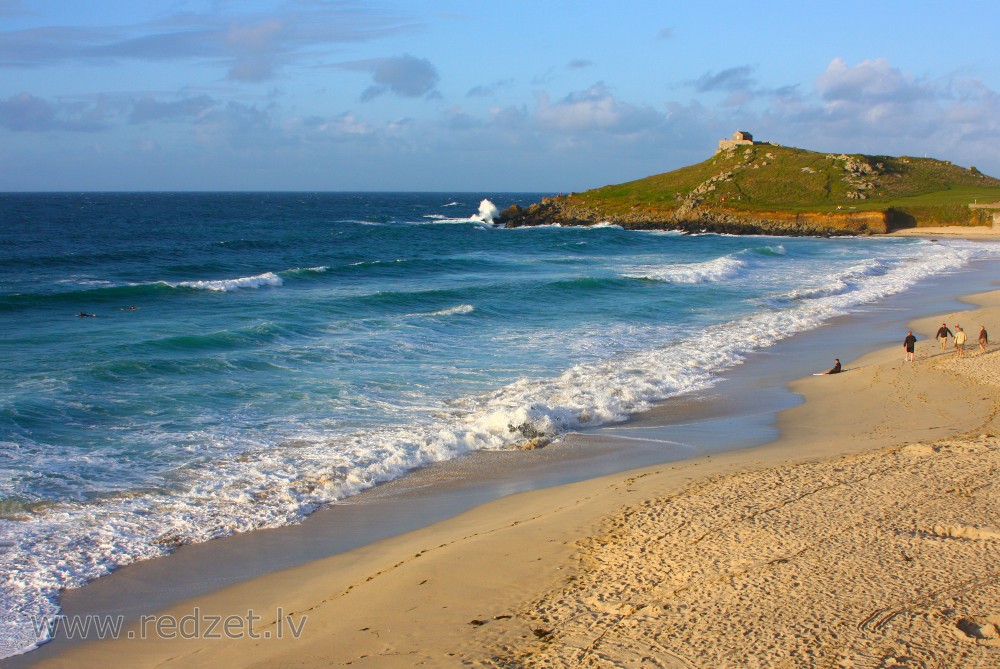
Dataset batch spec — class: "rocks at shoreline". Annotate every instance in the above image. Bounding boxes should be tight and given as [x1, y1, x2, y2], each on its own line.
[496, 198, 888, 237]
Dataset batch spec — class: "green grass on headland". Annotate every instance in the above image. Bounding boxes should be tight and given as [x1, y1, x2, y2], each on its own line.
[563, 144, 1000, 228]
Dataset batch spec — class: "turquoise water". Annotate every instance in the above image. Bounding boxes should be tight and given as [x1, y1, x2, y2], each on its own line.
[2, 191, 998, 656]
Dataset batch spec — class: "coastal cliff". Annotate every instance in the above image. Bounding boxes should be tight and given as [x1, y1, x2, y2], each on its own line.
[497, 141, 1000, 235]
[498, 198, 890, 236]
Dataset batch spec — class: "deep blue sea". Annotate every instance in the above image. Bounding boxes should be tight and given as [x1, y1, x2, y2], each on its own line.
[2, 192, 999, 656]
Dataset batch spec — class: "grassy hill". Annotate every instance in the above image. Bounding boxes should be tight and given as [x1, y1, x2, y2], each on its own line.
[544, 144, 1000, 231]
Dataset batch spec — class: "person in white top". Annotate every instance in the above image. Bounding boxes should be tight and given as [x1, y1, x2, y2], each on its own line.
[954, 325, 967, 358]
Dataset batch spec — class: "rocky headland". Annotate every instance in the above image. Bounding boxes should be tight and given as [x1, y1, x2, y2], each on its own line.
[497, 138, 1000, 236]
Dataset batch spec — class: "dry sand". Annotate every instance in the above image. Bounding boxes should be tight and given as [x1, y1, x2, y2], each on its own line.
[18, 290, 1000, 669]
[888, 225, 1000, 239]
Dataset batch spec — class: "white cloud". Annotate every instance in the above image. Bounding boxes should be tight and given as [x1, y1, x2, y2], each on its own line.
[0, 3, 417, 82]
[816, 57, 926, 104]
[533, 83, 664, 134]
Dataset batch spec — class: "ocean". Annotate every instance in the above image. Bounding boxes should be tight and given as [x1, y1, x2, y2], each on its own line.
[2, 191, 998, 658]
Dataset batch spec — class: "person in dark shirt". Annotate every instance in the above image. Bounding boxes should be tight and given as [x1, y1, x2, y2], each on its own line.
[824, 358, 842, 375]
[903, 331, 917, 362]
[935, 323, 953, 350]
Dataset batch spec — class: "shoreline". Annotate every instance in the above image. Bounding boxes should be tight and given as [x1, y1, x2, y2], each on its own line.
[10, 248, 1000, 668]
[887, 225, 1000, 239]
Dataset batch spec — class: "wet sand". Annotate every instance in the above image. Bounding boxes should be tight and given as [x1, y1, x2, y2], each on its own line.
[11, 253, 1000, 669]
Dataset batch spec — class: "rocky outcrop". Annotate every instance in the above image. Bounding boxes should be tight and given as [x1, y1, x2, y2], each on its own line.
[829, 154, 884, 200]
[496, 198, 888, 236]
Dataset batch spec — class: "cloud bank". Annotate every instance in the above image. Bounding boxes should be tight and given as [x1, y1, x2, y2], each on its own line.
[1, 51, 999, 190]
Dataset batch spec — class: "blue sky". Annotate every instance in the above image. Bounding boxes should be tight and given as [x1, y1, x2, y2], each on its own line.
[1, 0, 998, 191]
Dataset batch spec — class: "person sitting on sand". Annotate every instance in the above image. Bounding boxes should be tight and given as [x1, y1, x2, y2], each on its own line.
[954, 326, 967, 358]
[935, 323, 953, 349]
[979, 325, 989, 352]
[903, 331, 917, 362]
[824, 358, 842, 375]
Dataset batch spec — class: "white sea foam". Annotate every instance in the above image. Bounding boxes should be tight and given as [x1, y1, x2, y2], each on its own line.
[777, 258, 891, 301]
[636, 229, 685, 236]
[623, 255, 747, 284]
[509, 223, 563, 229]
[472, 199, 499, 224]
[405, 304, 475, 318]
[423, 199, 500, 226]
[3, 239, 999, 660]
[283, 266, 329, 276]
[172, 272, 283, 292]
[54, 278, 114, 288]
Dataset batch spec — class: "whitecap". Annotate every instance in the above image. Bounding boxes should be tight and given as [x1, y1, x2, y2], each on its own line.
[171, 272, 282, 292]
[404, 304, 475, 318]
[623, 256, 746, 284]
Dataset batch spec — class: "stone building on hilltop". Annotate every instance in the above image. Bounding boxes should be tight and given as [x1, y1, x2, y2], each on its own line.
[717, 130, 756, 152]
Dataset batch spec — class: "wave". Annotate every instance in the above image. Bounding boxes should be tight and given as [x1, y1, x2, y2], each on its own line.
[774, 258, 892, 302]
[282, 266, 329, 277]
[636, 229, 685, 236]
[1, 269, 307, 310]
[752, 244, 786, 256]
[472, 199, 499, 224]
[349, 258, 407, 268]
[136, 322, 291, 353]
[420, 199, 499, 226]
[623, 255, 747, 284]
[0, 281, 175, 310]
[172, 271, 282, 292]
[404, 304, 475, 319]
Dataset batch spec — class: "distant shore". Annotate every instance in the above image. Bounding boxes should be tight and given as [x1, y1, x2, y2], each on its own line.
[21, 273, 1000, 667]
[888, 224, 1000, 239]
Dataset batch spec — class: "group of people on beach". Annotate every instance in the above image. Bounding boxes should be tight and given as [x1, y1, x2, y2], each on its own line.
[825, 322, 989, 374]
[904, 323, 989, 360]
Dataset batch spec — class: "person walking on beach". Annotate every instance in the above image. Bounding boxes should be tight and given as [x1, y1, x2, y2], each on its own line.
[936, 323, 953, 349]
[903, 331, 917, 362]
[954, 326, 967, 358]
[978, 325, 988, 352]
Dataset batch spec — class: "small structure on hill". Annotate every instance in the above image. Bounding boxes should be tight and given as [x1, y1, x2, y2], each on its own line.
[717, 130, 756, 153]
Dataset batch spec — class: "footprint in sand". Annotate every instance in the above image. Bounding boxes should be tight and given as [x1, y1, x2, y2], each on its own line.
[953, 616, 1000, 646]
[930, 524, 1000, 540]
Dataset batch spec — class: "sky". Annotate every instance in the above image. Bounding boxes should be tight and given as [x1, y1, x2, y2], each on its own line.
[1, 0, 998, 192]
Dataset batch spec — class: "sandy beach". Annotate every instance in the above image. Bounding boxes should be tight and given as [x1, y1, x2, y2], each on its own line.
[14, 281, 1000, 669]
[888, 225, 1000, 239]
